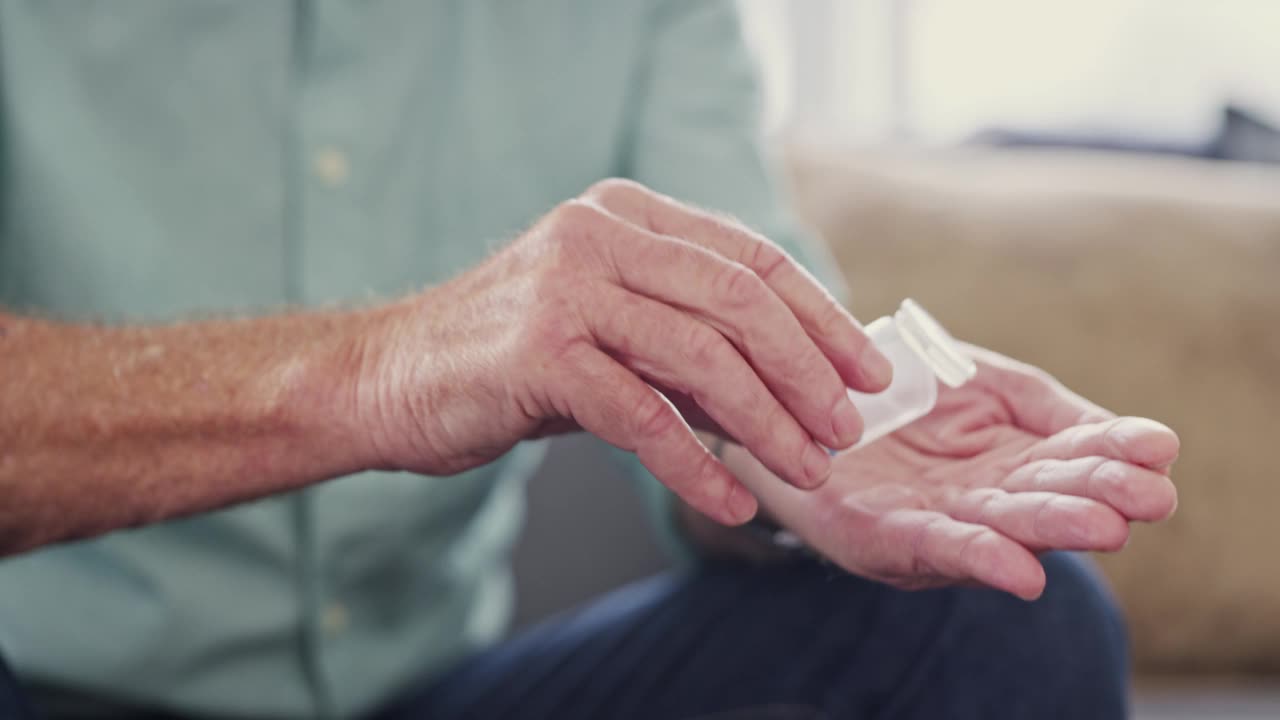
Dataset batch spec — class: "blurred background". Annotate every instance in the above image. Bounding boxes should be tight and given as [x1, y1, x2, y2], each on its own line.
[516, 2, 1280, 718]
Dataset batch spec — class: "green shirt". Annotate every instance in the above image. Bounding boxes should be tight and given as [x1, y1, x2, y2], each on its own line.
[0, 2, 840, 718]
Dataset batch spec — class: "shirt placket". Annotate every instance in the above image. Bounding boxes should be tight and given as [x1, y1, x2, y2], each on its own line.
[288, 2, 370, 718]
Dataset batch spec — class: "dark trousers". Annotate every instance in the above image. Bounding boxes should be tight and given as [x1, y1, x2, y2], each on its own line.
[4, 553, 1127, 720]
[0, 655, 31, 720]
[374, 552, 1127, 720]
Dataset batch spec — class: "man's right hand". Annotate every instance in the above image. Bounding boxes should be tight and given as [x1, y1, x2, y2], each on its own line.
[347, 179, 892, 525]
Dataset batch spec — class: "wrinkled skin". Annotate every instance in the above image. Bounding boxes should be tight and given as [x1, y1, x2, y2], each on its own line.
[358, 179, 895, 526]
[737, 345, 1179, 600]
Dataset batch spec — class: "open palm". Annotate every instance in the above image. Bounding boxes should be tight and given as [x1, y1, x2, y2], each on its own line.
[738, 345, 1179, 600]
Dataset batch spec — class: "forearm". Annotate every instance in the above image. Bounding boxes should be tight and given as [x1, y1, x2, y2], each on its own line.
[0, 175, 881, 556]
[0, 304, 391, 555]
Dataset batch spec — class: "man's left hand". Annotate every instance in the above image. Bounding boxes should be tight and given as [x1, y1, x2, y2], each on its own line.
[725, 345, 1179, 600]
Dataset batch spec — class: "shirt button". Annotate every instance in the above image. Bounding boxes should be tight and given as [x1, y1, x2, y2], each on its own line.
[313, 146, 349, 186]
[321, 602, 349, 634]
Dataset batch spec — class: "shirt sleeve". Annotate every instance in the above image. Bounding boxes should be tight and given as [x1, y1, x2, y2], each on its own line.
[610, 0, 848, 565]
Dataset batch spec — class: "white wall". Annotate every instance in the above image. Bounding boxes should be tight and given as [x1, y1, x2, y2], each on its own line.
[738, 0, 1280, 143]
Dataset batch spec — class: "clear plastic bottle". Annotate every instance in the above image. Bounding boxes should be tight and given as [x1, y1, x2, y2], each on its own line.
[845, 298, 977, 449]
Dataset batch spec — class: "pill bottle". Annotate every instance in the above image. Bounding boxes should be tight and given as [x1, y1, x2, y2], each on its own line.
[845, 298, 977, 449]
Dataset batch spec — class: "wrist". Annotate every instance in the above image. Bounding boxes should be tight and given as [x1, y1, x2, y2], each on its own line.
[278, 302, 408, 476]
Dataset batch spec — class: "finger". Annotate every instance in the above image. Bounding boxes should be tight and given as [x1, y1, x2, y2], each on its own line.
[1001, 456, 1178, 522]
[648, 383, 728, 438]
[587, 285, 832, 490]
[946, 488, 1130, 552]
[554, 344, 757, 525]
[584, 179, 892, 394]
[1021, 417, 1181, 470]
[874, 509, 1046, 601]
[963, 343, 1114, 436]
[577, 203, 864, 450]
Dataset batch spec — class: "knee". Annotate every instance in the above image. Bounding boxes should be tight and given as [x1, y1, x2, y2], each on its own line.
[687, 555, 1127, 719]
[944, 552, 1129, 719]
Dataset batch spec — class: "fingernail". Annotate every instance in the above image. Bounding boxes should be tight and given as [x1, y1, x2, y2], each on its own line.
[801, 441, 832, 487]
[831, 396, 863, 447]
[860, 343, 894, 390]
[726, 483, 758, 524]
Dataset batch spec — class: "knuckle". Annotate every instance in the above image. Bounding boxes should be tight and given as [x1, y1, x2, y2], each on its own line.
[550, 198, 612, 240]
[632, 392, 677, 440]
[957, 529, 995, 569]
[747, 399, 793, 450]
[1100, 418, 1129, 454]
[817, 297, 854, 338]
[539, 201, 623, 272]
[1063, 424, 1094, 455]
[1093, 459, 1134, 504]
[771, 403, 804, 453]
[1028, 459, 1055, 490]
[761, 345, 839, 418]
[1031, 496, 1061, 540]
[713, 263, 768, 310]
[787, 427, 816, 469]
[690, 448, 725, 498]
[683, 323, 732, 370]
[909, 515, 948, 571]
[793, 350, 839, 396]
[968, 488, 1004, 524]
[764, 345, 807, 382]
[742, 237, 789, 281]
[584, 177, 648, 204]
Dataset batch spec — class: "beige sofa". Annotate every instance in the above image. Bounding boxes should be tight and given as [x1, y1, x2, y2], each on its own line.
[785, 145, 1280, 677]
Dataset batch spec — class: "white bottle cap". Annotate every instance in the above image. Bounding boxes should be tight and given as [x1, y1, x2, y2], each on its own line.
[893, 298, 977, 388]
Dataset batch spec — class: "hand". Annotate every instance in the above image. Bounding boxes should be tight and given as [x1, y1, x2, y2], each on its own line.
[348, 179, 892, 524]
[732, 345, 1179, 600]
